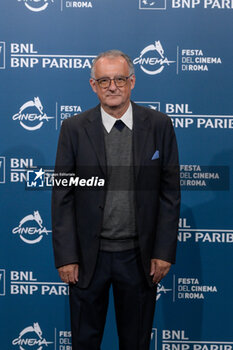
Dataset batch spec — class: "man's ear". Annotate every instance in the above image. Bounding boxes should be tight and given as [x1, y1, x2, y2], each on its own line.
[89, 79, 97, 93]
[130, 74, 136, 91]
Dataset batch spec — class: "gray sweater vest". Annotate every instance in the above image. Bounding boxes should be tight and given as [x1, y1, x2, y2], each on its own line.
[100, 124, 138, 251]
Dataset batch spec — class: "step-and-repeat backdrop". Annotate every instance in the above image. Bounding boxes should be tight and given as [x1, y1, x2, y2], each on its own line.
[0, 1, 232, 349]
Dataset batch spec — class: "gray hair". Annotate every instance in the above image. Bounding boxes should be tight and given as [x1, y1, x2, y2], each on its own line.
[90, 49, 135, 78]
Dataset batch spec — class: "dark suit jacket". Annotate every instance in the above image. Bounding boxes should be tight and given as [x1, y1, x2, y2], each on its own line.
[52, 102, 180, 288]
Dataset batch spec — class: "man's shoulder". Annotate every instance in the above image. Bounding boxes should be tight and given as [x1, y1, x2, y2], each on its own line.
[132, 102, 170, 125]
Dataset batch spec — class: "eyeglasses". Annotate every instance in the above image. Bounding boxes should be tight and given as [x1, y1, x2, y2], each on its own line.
[93, 74, 133, 89]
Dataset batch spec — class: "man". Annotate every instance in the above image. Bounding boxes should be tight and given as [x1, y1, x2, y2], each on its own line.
[52, 50, 180, 350]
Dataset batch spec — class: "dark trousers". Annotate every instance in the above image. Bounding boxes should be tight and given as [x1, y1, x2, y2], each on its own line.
[69, 248, 157, 350]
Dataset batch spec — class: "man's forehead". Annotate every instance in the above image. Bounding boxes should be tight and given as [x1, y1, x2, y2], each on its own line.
[94, 56, 129, 75]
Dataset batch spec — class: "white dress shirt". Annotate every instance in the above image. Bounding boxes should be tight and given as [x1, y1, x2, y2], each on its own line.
[101, 103, 133, 133]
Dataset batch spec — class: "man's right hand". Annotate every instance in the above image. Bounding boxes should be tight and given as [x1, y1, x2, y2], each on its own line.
[58, 264, 79, 284]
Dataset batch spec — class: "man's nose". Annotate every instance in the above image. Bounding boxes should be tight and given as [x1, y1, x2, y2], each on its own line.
[108, 79, 118, 91]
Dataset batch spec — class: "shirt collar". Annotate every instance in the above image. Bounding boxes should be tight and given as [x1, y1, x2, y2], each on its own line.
[101, 103, 133, 133]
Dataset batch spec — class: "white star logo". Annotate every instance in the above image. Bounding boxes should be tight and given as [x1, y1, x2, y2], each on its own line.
[34, 168, 45, 181]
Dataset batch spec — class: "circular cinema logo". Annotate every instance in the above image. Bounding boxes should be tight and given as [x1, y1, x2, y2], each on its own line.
[17, 0, 54, 12]
[133, 41, 175, 75]
[12, 210, 51, 244]
[12, 323, 53, 350]
[12, 97, 54, 131]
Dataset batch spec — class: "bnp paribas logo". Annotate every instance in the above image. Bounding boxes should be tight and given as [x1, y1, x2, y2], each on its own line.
[17, 0, 55, 12]
[139, 0, 167, 10]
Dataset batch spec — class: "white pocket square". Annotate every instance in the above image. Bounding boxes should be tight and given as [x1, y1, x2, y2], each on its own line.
[151, 150, 159, 160]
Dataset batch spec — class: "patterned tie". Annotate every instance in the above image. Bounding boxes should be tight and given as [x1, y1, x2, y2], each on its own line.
[114, 119, 125, 132]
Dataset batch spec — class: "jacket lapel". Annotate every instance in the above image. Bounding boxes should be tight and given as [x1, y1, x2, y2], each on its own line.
[132, 102, 150, 179]
[84, 105, 107, 176]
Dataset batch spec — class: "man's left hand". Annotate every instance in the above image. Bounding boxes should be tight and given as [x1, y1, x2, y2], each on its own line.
[150, 259, 171, 284]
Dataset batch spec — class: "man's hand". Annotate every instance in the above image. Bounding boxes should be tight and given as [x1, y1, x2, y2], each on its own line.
[58, 264, 79, 284]
[150, 259, 171, 284]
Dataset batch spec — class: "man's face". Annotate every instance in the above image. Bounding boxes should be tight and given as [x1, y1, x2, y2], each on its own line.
[89, 56, 135, 112]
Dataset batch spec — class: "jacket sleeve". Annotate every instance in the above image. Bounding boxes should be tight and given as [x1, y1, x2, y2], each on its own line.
[51, 120, 80, 268]
[152, 116, 180, 263]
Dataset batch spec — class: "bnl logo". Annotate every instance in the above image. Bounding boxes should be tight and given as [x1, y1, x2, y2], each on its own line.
[27, 168, 45, 187]
[0, 270, 6, 296]
[0, 42, 6, 69]
[139, 0, 166, 10]
[136, 101, 160, 111]
[0, 157, 6, 183]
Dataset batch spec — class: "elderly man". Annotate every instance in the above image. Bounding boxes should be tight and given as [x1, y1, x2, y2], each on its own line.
[52, 49, 180, 350]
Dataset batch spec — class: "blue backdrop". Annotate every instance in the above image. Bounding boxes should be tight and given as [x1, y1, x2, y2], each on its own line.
[0, 1, 233, 349]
